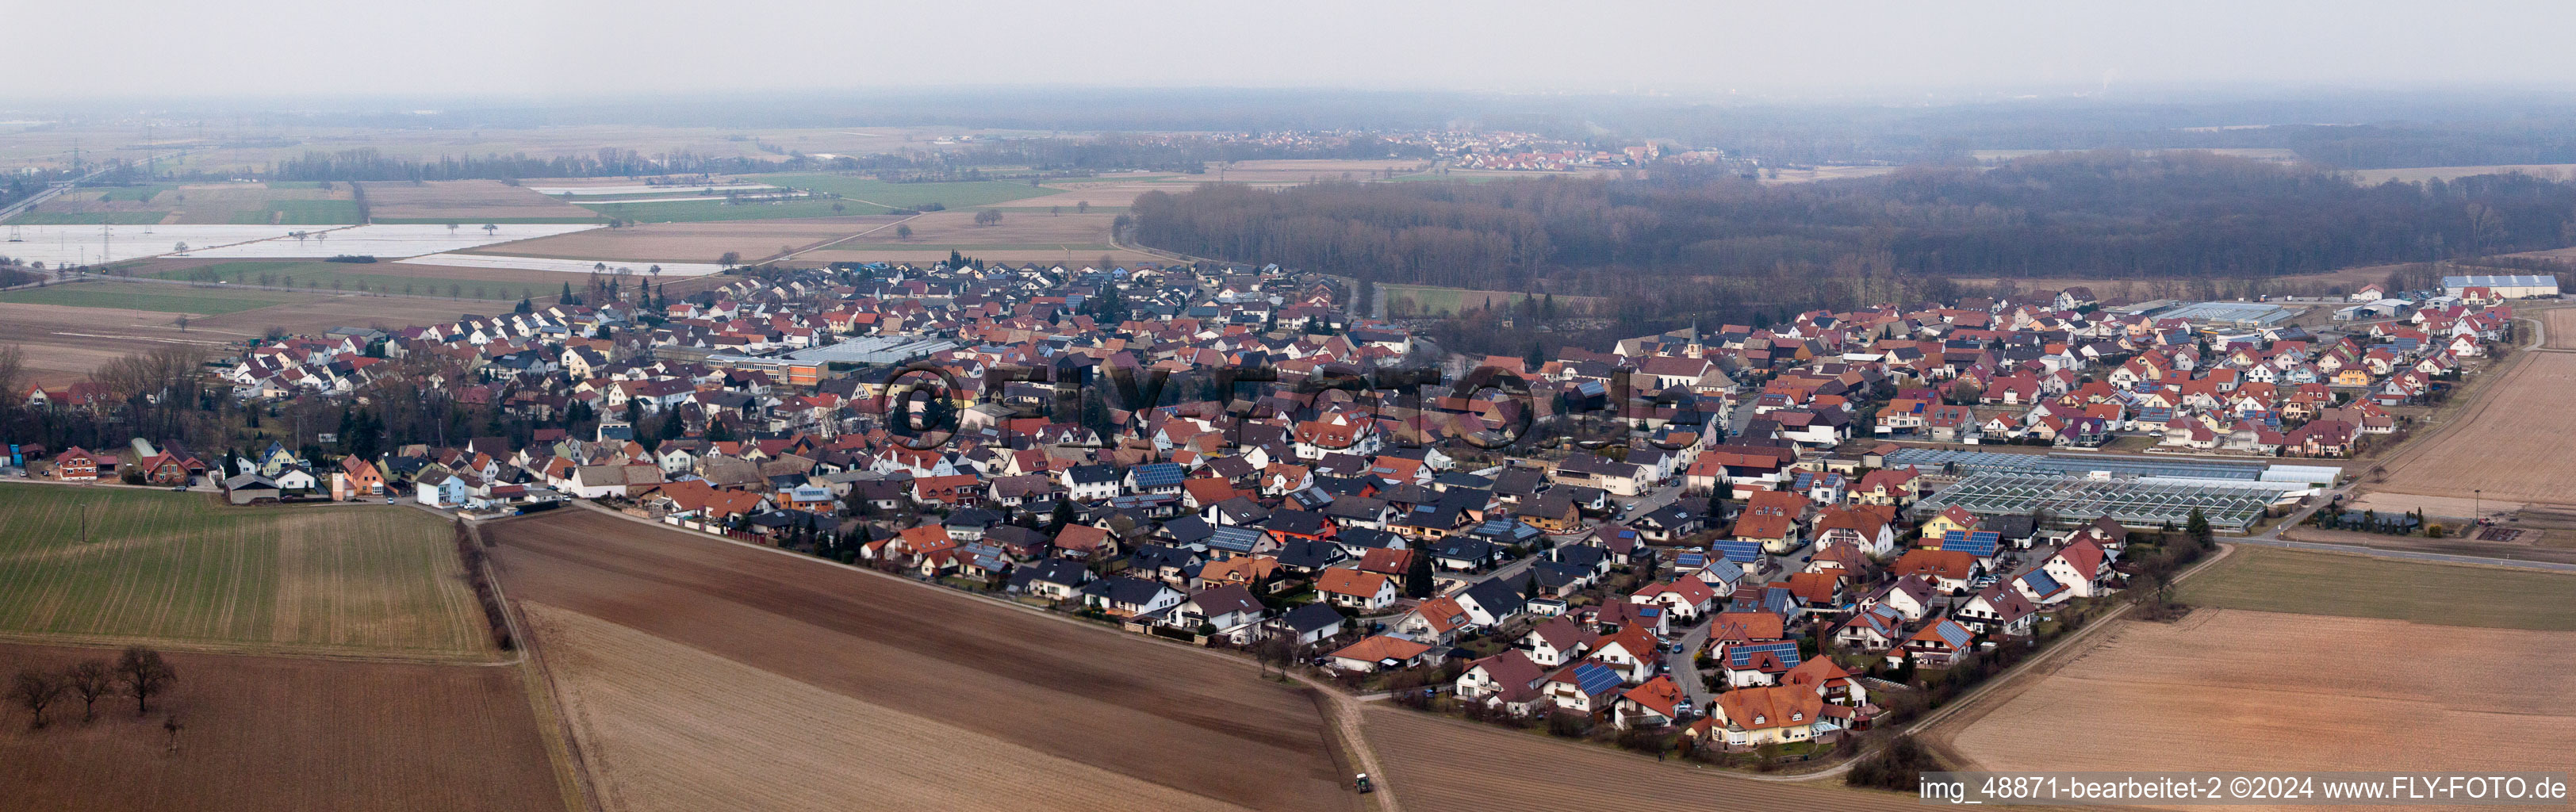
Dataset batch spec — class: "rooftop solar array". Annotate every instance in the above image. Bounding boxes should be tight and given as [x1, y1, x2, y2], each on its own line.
[2019, 569, 2064, 596]
[1707, 540, 1765, 563]
[1569, 661, 1623, 695]
[1938, 530, 2000, 557]
[1128, 463, 1186, 488]
[1723, 640, 1804, 669]
[1911, 472, 2297, 530]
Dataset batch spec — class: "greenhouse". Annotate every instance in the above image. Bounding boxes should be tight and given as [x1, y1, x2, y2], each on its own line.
[1908, 473, 2304, 531]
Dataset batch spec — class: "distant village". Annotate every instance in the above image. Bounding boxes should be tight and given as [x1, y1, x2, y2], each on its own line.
[4, 256, 2540, 760]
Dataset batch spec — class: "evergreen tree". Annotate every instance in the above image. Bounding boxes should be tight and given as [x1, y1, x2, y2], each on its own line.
[1048, 498, 1076, 534]
[2186, 508, 2214, 550]
[1404, 545, 1436, 599]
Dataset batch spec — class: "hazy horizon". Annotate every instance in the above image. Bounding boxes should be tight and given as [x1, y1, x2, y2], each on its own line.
[12, 0, 2576, 102]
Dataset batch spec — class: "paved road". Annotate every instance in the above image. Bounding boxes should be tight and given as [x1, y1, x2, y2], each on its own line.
[1665, 618, 1713, 707]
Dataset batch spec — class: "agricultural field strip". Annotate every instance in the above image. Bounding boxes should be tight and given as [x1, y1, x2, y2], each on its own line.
[1363, 707, 1917, 812]
[0, 284, 306, 315]
[0, 642, 568, 812]
[524, 183, 782, 196]
[489, 511, 1352, 812]
[0, 485, 493, 659]
[1946, 610, 2575, 779]
[522, 603, 1260, 812]
[177, 224, 605, 259]
[2366, 339, 2576, 507]
[397, 254, 729, 277]
[2179, 545, 2576, 630]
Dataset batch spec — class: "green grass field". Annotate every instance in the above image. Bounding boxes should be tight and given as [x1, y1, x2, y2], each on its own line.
[0, 484, 492, 657]
[9, 212, 171, 225]
[2182, 546, 2576, 630]
[754, 173, 1060, 209]
[143, 262, 547, 301]
[95, 185, 172, 203]
[0, 283, 304, 315]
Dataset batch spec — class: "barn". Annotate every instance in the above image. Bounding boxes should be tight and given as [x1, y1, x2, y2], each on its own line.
[2441, 274, 2559, 301]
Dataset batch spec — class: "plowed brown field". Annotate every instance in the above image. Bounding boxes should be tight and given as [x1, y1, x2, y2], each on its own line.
[488, 510, 1354, 812]
[2547, 307, 2576, 350]
[463, 217, 900, 262]
[1362, 707, 1918, 812]
[0, 642, 565, 811]
[2367, 345, 2576, 508]
[361, 180, 605, 222]
[1948, 609, 2576, 779]
[0, 291, 499, 386]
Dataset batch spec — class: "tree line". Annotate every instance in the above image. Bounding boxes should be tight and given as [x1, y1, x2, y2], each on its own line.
[1132, 150, 2576, 335]
[9, 646, 178, 730]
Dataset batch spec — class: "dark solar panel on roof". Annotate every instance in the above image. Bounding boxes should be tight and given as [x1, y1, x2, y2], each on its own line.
[1724, 640, 1802, 668]
[1570, 661, 1623, 695]
[1708, 540, 1763, 563]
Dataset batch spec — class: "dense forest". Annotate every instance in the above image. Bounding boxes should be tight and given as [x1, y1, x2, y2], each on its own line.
[1135, 151, 2576, 324]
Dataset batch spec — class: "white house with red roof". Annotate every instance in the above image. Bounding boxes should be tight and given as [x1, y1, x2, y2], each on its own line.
[2041, 537, 2116, 599]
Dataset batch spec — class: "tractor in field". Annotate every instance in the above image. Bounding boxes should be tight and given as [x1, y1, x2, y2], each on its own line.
[1355, 773, 1374, 794]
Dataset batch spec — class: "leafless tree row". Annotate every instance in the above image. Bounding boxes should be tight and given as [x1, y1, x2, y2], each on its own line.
[8, 646, 177, 730]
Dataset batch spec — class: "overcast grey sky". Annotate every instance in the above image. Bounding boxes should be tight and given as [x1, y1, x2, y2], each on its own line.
[11, 0, 2576, 99]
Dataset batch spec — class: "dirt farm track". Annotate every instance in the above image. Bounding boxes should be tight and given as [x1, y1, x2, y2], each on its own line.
[487, 510, 1354, 812]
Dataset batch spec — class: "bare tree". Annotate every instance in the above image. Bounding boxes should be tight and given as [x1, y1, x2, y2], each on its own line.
[482, 224, 499, 237]
[10, 669, 63, 729]
[64, 660, 112, 722]
[0, 343, 25, 408]
[115, 645, 175, 715]
[895, 224, 913, 240]
[1077, 201, 1090, 214]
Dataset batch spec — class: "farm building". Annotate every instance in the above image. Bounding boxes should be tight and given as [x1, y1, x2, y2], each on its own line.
[2441, 274, 2558, 300]
[1907, 472, 2310, 532]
